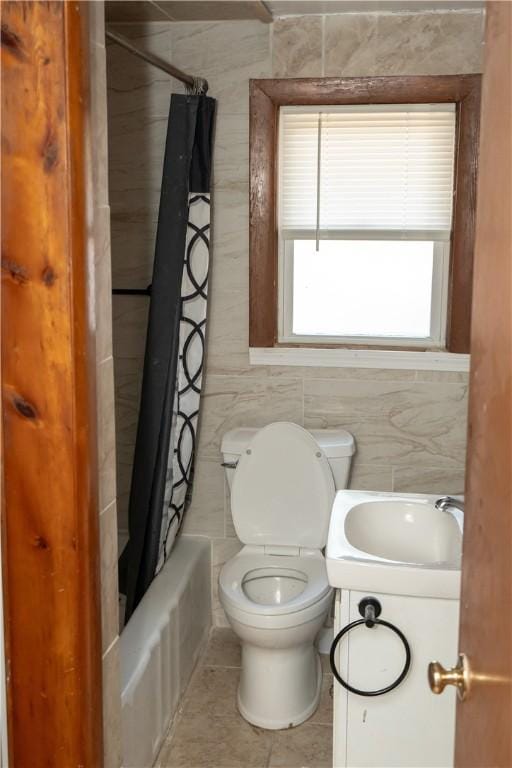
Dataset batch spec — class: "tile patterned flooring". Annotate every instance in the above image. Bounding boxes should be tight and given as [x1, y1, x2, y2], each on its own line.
[155, 628, 334, 768]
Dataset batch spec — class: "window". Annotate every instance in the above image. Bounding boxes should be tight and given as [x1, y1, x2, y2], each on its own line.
[249, 76, 481, 355]
[278, 105, 455, 348]
[283, 239, 448, 345]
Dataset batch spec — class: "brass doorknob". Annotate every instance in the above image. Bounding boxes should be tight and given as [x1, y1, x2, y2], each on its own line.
[428, 653, 471, 701]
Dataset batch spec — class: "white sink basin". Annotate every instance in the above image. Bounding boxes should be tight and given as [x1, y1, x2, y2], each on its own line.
[326, 491, 463, 599]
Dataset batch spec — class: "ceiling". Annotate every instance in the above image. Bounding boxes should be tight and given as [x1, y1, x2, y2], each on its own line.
[105, 0, 484, 23]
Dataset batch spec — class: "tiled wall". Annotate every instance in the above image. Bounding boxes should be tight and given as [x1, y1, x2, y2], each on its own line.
[107, 24, 172, 534]
[89, 4, 122, 767]
[106, 10, 484, 624]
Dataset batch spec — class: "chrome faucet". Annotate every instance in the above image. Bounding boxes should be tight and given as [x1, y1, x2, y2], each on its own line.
[435, 496, 464, 513]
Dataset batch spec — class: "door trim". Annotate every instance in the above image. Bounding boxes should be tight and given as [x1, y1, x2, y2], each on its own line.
[455, 2, 512, 765]
[1, 2, 103, 765]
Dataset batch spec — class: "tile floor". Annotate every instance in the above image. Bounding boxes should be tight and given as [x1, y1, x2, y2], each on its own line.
[155, 628, 334, 768]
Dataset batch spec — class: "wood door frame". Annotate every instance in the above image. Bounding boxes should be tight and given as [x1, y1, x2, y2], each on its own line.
[249, 74, 481, 353]
[455, 3, 512, 765]
[1, 2, 103, 766]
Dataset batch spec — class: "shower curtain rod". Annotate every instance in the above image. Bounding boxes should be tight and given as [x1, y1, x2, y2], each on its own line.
[106, 29, 209, 94]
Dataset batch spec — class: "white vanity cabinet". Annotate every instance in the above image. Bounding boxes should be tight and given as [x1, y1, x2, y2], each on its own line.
[332, 588, 460, 768]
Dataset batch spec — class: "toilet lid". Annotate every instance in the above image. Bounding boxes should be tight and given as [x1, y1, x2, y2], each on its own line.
[231, 422, 335, 549]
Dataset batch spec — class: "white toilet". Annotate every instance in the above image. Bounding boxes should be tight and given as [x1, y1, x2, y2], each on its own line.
[219, 421, 355, 730]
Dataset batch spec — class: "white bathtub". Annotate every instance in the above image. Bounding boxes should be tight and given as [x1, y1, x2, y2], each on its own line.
[120, 536, 211, 768]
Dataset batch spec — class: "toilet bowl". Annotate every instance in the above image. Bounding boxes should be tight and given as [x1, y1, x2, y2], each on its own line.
[219, 422, 355, 729]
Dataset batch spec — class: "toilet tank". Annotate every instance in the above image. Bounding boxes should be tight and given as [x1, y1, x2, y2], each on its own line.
[221, 425, 355, 491]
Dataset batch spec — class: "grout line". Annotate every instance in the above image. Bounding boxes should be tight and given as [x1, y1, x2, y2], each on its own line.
[102, 634, 119, 659]
[98, 352, 115, 369]
[266, 731, 275, 768]
[210, 539, 215, 619]
[301, 375, 305, 426]
[99, 497, 117, 518]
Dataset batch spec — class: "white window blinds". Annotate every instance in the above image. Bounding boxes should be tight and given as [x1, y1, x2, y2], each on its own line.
[279, 104, 457, 240]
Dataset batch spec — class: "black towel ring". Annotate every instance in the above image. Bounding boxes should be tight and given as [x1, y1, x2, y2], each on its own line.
[329, 597, 411, 697]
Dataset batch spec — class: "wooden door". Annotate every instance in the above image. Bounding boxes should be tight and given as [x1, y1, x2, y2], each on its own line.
[1, 2, 103, 766]
[454, 3, 512, 766]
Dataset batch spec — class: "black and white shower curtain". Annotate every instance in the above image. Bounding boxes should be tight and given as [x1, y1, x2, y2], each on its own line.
[119, 94, 216, 623]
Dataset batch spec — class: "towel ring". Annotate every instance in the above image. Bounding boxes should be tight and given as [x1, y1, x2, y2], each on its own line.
[329, 597, 412, 697]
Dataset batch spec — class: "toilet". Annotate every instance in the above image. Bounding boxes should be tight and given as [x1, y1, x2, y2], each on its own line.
[219, 421, 355, 730]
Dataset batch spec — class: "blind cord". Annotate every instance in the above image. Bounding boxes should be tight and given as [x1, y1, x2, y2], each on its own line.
[316, 112, 322, 252]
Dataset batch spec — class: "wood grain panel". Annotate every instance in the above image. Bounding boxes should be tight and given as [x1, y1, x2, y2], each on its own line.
[455, 4, 512, 766]
[249, 75, 481, 352]
[447, 86, 481, 353]
[1, 2, 103, 766]
[249, 81, 279, 347]
[255, 74, 480, 105]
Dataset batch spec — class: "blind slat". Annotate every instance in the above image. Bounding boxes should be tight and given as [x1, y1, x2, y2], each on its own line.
[279, 105, 456, 234]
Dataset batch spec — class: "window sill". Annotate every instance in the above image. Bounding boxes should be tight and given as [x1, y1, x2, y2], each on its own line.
[249, 347, 470, 372]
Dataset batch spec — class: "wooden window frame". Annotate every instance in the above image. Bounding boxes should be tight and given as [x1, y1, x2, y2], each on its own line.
[249, 75, 481, 354]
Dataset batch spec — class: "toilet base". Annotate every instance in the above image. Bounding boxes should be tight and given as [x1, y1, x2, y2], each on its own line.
[237, 644, 323, 730]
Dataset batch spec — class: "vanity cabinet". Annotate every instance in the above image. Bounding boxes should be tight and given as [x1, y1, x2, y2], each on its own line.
[332, 589, 459, 768]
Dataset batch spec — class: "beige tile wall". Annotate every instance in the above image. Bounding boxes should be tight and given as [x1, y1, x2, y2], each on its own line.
[107, 23, 172, 526]
[107, 10, 484, 625]
[89, 4, 122, 767]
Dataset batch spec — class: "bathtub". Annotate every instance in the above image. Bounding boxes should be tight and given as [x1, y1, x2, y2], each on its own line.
[120, 536, 211, 768]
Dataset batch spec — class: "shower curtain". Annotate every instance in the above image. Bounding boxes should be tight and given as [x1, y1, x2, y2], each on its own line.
[119, 93, 216, 623]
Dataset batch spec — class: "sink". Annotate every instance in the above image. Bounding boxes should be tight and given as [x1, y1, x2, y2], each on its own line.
[344, 498, 462, 564]
[326, 490, 463, 599]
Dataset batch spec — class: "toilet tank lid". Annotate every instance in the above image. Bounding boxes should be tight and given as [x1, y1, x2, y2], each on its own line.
[221, 426, 355, 458]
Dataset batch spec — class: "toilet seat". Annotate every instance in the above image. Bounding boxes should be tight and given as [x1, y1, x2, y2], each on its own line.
[219, 548, 331, 620]
[230, 422, 335, 549]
